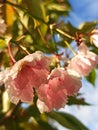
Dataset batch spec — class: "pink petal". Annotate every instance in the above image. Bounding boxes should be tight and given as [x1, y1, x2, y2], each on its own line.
[67, 42, 98, 76]
[0, 68, 10, 85]
[23, 51, 50, 70]
[30, 68, 49, 89]
[37, 68, 81, 112]
[90, 29, 98, 48]
[49, 68, 81, 95]
[0, 51, 50, 104]
[37, 84, 68, 112]
[37, 99, 50, 113]
[5, 64, 49, 104]
[6, 65, 34, 104]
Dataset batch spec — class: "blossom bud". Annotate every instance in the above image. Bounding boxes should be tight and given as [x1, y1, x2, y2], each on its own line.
[90, 28, 98, 48]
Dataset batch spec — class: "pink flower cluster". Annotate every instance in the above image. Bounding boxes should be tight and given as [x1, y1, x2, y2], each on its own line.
[67, 42, 98, 76]
[37, 68, 81, 112]
[0, 41, 98, 112]
[0, 51, 50, 105]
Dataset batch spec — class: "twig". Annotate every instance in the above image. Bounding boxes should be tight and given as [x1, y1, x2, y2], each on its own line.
[37, 28, 54, 53]
[55, 28, 75, 40]
[8, 42, 16, 63]
[64, 41, 76, 56]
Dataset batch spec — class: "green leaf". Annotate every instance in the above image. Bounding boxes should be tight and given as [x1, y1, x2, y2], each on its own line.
[12, 19, 20, 40]
[22, 0, 48, 22]
[47, 111, 89, 130]
[67, 96, 90, 106]
[47, 0, 71, 16]
[0, 39, 6, 49]
[4, 118, 24, 130]
[79, 21, 98, 34]
[92, 47, 98, 55]
[21, 105, 41, 121]
[86, 69, 96, 86]
[38, 120, 57, 130]
[47, 3, 69, 12]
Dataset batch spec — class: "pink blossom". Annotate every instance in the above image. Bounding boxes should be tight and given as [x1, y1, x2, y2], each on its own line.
[49, 68, 81, 95]
[0, 51, 50, 104]
[37, 83, 68, 112]
[90, 29, 98, 48]
[67, 42, 98, 76]
[37, 68, 81, 112]
[0, 19, 7, 34]
[37, 99, 50, 113]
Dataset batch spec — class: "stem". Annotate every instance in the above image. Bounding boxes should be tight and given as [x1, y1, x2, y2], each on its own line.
[55, 28, 75, 40]
[37, 28, 54, 53]
[16, 36, 30, 55]
[8, 42, 16, 63]
[64, 41, 76, 56]
[19, 44, 30, 55]
[50, 28, 58, 54]
[10, 39, 30, 55]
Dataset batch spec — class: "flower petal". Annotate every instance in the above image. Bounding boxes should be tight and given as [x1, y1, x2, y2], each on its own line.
[37, 84, 68, 112]
[67, 43, 98, 76]
[90, 29, 98, 48]
[5, 65, 34, 104]
[0, 51, 50, 104]
[37, 68, 81, 112]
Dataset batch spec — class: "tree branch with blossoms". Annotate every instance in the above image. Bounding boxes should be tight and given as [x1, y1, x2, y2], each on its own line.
[0, 0, 98, 130]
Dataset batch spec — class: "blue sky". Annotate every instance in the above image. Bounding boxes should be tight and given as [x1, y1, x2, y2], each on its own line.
[60, 0, 98, 130]
[67, 0, 98, 27]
